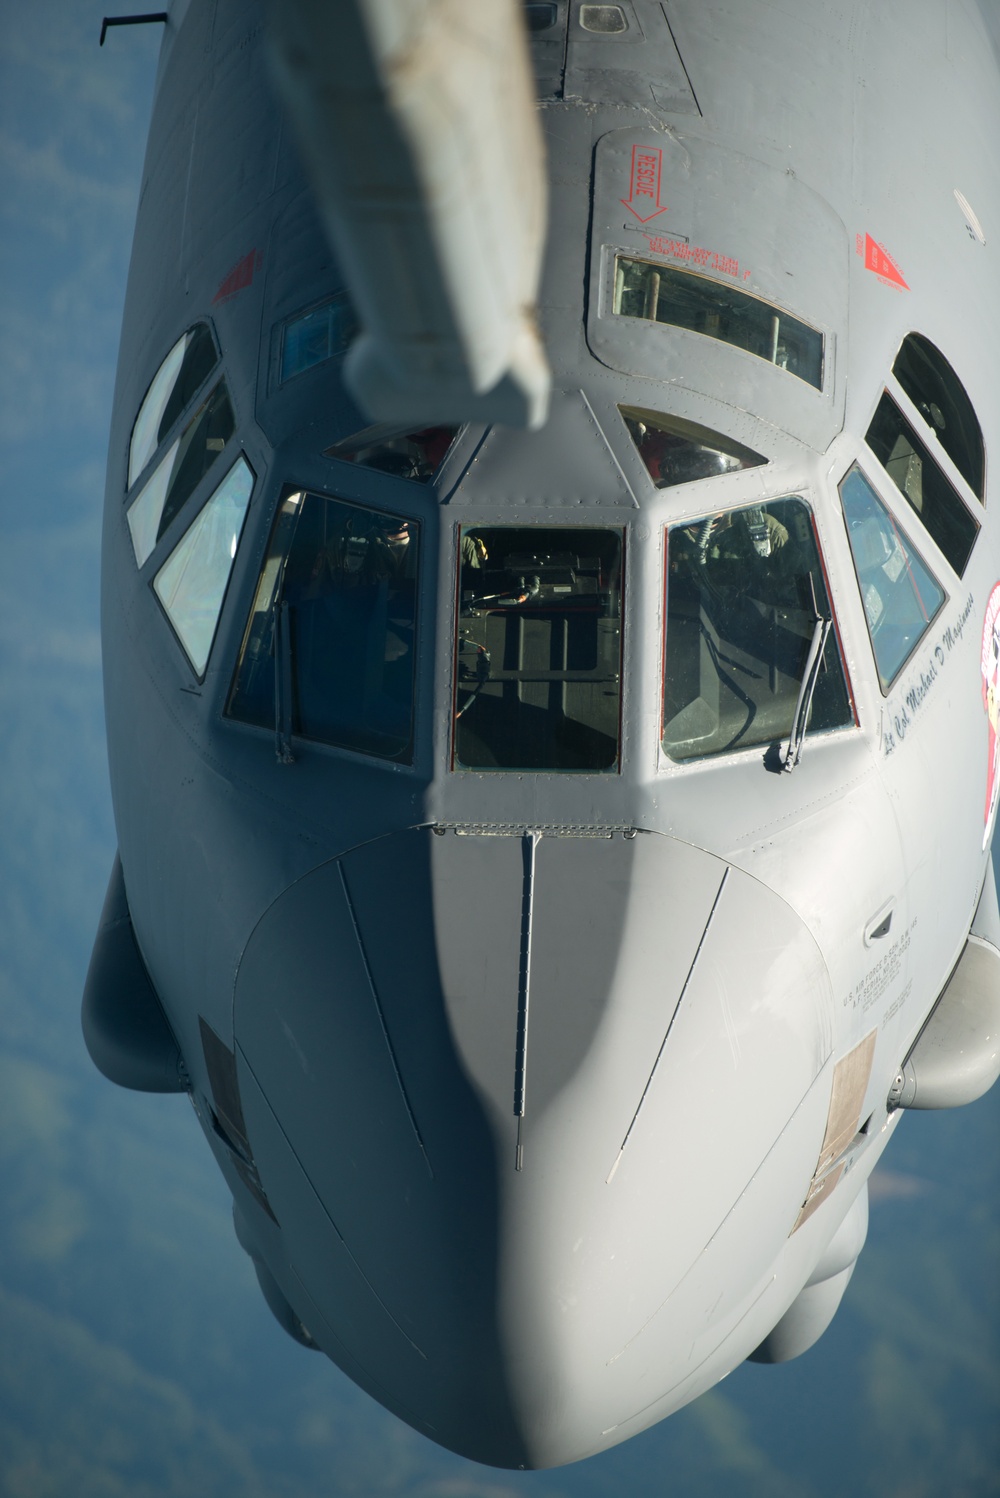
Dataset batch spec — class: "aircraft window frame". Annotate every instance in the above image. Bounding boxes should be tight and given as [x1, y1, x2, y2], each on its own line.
[453, 525, 625, 773]
[278, 294, 357, 386]
[839, 463, 947, 695]
[127, 379, 237, 567]
[524, 2, 558, 28]
[324, 424, 461, 484]
[660, 496, 854, 764]
[128, 322, 218, 490]
[891, 332, 985, 501]
[579, 5, 628, 31]
[612, 255, 825, 391]
[865, 391, 980, 578]
[619, 405, 767, 490]
[152, 455, 254, 679]
[226, 488, 421, 764]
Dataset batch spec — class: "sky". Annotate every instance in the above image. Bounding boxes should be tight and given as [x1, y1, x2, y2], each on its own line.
[0, 4, 998, 1496]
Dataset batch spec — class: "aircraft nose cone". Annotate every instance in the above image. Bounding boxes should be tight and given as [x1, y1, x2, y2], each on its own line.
[233, 827, 833, 1467]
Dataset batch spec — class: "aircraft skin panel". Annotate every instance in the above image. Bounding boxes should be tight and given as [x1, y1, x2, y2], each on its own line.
[89, 0, 1000, 1469]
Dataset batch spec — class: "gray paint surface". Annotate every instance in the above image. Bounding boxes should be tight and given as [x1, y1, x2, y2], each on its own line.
[75, 0, 1000, 1474]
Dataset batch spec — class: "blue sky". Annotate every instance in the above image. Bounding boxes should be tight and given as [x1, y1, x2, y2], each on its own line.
[0, 4, 998, 1495]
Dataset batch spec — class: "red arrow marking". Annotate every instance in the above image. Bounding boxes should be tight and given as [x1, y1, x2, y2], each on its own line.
[621, 145, 668, 223]
[859, 232, 909, 290]
[213, 248, 262, 304]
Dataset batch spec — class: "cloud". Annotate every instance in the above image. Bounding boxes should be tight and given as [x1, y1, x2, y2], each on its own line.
[0, 620, 102, 667]
[685, 1390, 821, 1498]
[0, 1282, 283, 1498]
[0, 1054, 90, 1265]
[867, 1167, 931, 1203]
[0, 131, 137, 216]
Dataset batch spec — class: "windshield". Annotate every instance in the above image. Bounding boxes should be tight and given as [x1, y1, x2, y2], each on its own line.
[228, 491, 420, 761]
[663, 497, 852, 761]
[454, 526, 623, 771]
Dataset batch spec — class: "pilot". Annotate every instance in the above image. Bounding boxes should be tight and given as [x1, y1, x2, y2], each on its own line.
[675, 506, 789, 572]
[294, 510, 416, 599]
[461, 532, 489, 569]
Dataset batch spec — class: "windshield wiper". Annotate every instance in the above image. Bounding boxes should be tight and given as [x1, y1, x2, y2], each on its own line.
[783, 612, 832, 771]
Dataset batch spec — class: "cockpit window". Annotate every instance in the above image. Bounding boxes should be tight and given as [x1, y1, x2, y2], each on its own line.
[866, 392, 979, 576]
[127, 380, 236, 567]
[619, 406, 766, 489]
[840, 465, 945, 693]
[227, 492, 419, 761]
[454, 527, 623, 771]
[891, 333, 984, 500]
[613, 256, 824, 390]
[128, 323, 217, 488]
[324, 425, 459, 483]
[663, 498, 852, 761]
[279, 295, 356, 385]
[152, 456, 253, 678]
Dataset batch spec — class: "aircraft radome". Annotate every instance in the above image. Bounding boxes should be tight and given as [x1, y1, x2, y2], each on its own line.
[84, 0, 1000, 1470]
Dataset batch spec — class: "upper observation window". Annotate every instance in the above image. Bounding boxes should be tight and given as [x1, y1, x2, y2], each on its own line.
[892, 333, 984, 500]
[620, 406, 767, 490]
[524, 2, 558, 27]
[279, 295, 357, 385]
[663, 498, 852, 762]
[580, 4, 627, 30]
[840, 465, 945, 693]
[152, 457, 253, 678]
[613, 256, 824, 390]
[128, 323, 217, 488]
[127, 380, 236, 567]
[227, 492, 419, 762]
[866, 392, 979, 576]
[454, 527, 623, 771]
[324, 425, 459, 483]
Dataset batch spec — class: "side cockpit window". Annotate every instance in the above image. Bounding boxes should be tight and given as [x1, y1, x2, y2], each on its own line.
[126, 322, 236, 570]
[128, 323, 217, 488]
[127, 381, 236, 566]
[865, 392, 979, 576]
[227, 492, 419, 762]
[840, 465, 945, 693]
[619, 406, 766, 489]
[663, 498, 852, 761]
[153, 457, 254, 678]
[891, 333, 984, 501]
[454, 527, 623, 771]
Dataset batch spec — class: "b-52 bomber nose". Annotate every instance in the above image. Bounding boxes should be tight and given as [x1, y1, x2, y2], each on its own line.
[232, 827, 834, 1467]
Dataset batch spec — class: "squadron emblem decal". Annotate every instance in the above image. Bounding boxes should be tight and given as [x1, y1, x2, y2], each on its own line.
[981, 583, 1000, 848]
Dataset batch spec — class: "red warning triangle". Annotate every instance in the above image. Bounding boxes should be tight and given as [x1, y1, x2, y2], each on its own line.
[213, 248, 259, 304]
[862, 233, 908, 290]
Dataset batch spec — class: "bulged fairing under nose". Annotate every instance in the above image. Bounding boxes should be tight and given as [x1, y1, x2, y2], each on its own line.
[233, 827, 835, 1465]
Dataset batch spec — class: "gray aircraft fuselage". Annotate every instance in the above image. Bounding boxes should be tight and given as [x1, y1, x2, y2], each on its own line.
[85, 0, 1000, 1470]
